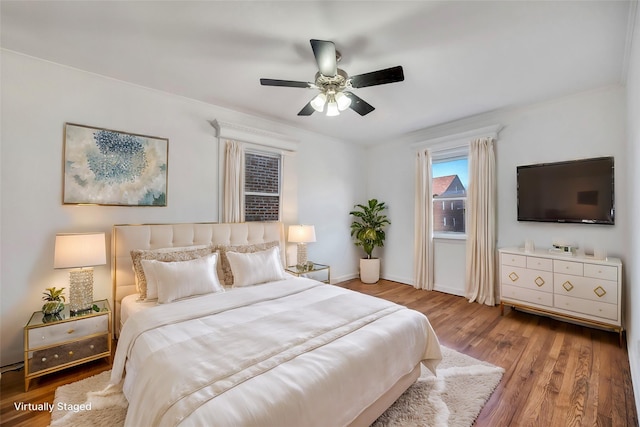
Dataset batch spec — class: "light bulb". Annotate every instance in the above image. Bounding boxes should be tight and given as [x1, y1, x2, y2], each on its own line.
[335, 92, 352, 111]
[310, 93, 327, 112]
[326, 101, 340, 116]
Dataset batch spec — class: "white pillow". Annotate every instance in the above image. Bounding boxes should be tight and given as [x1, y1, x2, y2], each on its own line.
[226, 246, 287, 287]
[141, 252, 224, 303]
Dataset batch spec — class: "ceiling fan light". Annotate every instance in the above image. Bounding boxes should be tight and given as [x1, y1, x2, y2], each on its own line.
[335, 92, 351, 111]
[310, 93, 327, 112]
[326, 101, 340, 116]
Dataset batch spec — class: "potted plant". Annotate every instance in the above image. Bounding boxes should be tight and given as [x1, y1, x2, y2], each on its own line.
[349, 199, 391, 284]
[42, 287, 66, 315]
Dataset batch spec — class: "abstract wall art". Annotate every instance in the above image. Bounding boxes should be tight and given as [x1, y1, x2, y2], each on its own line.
[63, 123, 168, 206]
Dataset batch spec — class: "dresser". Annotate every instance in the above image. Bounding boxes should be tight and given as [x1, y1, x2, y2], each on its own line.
[24, 299, 112, 391]
[499, 247, 623, 342]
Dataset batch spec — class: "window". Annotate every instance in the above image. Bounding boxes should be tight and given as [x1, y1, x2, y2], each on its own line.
[432, 157, 468, 237]
[244, 151, 281, 221]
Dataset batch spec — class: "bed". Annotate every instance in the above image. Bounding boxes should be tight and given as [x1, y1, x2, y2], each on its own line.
[109, 221, 442, 427]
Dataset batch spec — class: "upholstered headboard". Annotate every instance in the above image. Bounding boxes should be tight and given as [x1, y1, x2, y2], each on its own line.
[111, 221, 286, 336]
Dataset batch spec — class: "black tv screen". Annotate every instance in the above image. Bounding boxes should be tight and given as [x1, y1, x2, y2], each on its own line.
[517, 156, 614, 224]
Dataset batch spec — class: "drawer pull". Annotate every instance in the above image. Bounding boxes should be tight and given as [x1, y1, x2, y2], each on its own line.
[41, 357, 46, 362]
[89, 345, 94, 350]
[68, 351, 73, 356]
[594, 286, 607, 298]
[67, 329, 75, 334]
[54, 354, 59, 359]
[563, 281, 574, 292]
[535, 276, 545, 287]
[509, 272, 519, 282]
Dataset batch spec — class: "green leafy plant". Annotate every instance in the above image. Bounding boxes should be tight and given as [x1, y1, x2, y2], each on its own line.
[349, 199, 391, 259]
[42, 287, 66, 315]
[42, 287, 66, 302]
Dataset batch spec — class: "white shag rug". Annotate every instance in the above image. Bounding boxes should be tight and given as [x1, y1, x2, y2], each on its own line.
[49, 346, 503, 427]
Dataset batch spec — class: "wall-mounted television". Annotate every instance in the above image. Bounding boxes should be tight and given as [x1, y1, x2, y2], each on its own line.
[517, 156, 614, 225]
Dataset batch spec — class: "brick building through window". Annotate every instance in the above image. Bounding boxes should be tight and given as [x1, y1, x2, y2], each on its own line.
[432, 174, 466, 233]
[244, 151, 281, 221]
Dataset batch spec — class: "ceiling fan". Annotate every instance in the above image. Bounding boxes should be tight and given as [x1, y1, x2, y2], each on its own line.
[260, 39, 404, 117]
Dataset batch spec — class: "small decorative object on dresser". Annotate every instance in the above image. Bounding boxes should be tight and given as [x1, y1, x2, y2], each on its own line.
[41, 287, 65, 315]
[24, 299, 111, 391]
[499, 247, 623, 344]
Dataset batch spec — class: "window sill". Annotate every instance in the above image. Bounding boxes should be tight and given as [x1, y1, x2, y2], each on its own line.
[433, 233, 467, 241]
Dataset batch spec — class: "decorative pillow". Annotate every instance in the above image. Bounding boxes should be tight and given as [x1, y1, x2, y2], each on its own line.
[226, 246, 287, 287]
[131, 245, 214, 300]
[216, 241, 280, 287]
[141, 252, 224, 304]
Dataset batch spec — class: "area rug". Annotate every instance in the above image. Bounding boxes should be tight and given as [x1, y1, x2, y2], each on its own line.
[49, 346, 503, 427]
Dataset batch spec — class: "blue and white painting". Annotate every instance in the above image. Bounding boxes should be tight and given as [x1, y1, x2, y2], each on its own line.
[63, 123, 168, 206]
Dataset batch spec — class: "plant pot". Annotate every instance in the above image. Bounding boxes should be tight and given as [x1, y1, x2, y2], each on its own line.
[360, 258, 381, 284]
[42, 301, 65, 315]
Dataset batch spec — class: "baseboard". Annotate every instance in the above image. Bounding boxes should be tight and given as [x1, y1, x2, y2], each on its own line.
[380, 274, 413, 285]
[433, 283, 466, 297]
[628, 337, 640, 418]
[331, 272, 359, 285]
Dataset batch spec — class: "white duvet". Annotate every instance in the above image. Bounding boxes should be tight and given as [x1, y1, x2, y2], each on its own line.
[109, 278, 441, 427]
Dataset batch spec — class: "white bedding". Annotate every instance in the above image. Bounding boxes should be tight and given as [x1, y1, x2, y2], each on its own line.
[120, 293, 155, 330]
[110, 277, 441, 427]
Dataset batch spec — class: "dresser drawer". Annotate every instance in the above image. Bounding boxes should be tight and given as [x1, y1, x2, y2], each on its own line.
[584, 263, 618, 281]
[554, 273, 617, 304]
[27, 315, 108, 349]
[28, 335, 109, 374]
[526, 257, 553, 272]
[501, 253, 526, 268]
[554, 260, 584, 276]
[501, 284, 553, 307]
[501, 267, 553, 293]
[554, 295, 618, 322]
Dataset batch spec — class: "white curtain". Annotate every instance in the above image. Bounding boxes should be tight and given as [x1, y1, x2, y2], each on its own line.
[465, 137, 496, 305]
[223, 140, 245, 223]
[414, 149, 434, 290]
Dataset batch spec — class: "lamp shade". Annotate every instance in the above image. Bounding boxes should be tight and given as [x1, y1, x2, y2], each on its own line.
[288, 225, 316, 243]
[54, 233, 107, 269]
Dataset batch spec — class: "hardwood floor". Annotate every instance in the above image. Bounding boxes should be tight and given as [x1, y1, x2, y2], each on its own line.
[342, 279, 638, 427]
[1, 279, 637, 426]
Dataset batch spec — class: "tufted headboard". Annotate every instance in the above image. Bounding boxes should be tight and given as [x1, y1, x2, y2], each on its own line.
[111, 221, 286, 336]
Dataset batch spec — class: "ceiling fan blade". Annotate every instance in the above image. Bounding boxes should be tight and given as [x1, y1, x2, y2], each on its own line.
[310, 39, 337, 77]
[345, 92, 375, 116]
[260, 78, 311, 88]
[349, 66, 404, 88]
[297, 102, 315, 116]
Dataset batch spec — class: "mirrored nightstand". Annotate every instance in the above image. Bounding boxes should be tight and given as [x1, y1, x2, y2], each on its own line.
[286, 263, 331, 284]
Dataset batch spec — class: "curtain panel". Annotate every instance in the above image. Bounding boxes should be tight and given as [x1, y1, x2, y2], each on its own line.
[414, 149, 434, 290]
[465, 137, 496, 305]
[223, 140, 245, 223]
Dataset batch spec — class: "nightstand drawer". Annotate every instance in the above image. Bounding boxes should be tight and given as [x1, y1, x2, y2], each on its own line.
[28, 335, 109, 374]
[27, 315, 108, 349]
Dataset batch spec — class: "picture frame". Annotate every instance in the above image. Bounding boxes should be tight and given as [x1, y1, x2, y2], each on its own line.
[63, 123, 168, 206]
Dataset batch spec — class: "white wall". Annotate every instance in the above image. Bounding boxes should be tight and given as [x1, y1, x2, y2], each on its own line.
[0, 50, 365, 366]
[625, 2, 640, 414]
[369, 85, 627, 297]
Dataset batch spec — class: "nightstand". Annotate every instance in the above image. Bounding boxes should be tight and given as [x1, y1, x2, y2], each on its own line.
[286, 263, 331, 284]
[24, 299, 112, 391]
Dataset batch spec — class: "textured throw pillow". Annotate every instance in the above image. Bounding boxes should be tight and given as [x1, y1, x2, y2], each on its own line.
[216, 241, 280, 287]
[141, 252, 224, 304]
[226, 246, 287, 287]
[131, 245, 215, 300]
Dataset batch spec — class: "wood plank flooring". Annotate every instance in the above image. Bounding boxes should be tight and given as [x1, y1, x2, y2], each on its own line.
[342, 279, 638, 427]
[1, 279, 637, 426]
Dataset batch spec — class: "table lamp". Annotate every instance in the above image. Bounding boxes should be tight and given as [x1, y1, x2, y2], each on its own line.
[54, 232, 106, 313]
[288, 225, 316, 267]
